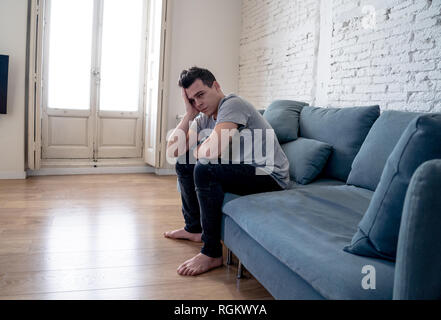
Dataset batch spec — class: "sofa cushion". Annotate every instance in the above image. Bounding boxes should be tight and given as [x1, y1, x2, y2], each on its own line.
[281, 138, 332, 185]
[299, 106, 380, 181]
[222, 184, 395, 300]
[347, 110, 422, 191]
[344, 114, 441, 261]
[222, 192, 241, 206]
[263, 100, 308, 143]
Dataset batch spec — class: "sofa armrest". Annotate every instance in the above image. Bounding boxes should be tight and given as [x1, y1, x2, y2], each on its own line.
[393, 159, 441, 300]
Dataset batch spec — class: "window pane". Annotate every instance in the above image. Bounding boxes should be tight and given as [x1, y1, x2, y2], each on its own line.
[100, 0, 144, 112]
[47, 0, 93, 110]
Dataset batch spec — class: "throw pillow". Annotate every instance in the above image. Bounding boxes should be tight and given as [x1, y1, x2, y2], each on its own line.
[263, 100, 308, 144]
[282, 138, 333, 185]
[299, 105, 380, 182]
[344, 114, 441, 261]
[347, 110, 422, 191]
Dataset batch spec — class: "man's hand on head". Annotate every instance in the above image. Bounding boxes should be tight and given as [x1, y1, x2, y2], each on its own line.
[182, 88, 199, 120]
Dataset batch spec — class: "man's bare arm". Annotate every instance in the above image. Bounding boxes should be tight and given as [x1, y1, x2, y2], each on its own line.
[194, 122, 238, 160]
[166, 114, 198, 158]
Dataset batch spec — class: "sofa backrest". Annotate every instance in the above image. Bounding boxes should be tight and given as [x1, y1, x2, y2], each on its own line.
[262, 100, 309, 143]
[299, 105, 380, 182]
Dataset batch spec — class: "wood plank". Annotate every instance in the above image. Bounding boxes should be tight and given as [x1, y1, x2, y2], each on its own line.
[0, 273, 272, 300]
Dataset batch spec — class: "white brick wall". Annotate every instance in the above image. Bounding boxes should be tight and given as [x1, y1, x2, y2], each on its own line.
[239, 0, 320, 110]
[239, 0, 441, 112]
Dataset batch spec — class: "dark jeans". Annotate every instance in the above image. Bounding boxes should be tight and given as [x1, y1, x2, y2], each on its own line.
[175, 154, 282, 258]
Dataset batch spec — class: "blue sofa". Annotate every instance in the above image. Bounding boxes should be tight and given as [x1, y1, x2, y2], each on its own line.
[220, 103, 441, 300]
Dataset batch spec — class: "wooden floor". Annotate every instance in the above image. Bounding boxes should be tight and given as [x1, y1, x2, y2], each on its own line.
[0, 173, 272, 300]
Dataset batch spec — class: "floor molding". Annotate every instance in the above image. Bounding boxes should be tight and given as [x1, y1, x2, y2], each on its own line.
[28, 166, 153, 176]
[27, 166, 177, 177]
[0, 171, 27, 180]
[154, 168, 176, 175]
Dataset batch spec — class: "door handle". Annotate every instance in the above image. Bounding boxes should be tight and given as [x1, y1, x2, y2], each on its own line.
[92, 69, 101, 84]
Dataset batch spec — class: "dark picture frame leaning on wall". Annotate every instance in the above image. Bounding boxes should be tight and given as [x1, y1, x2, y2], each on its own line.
[0, 54, 9, 114]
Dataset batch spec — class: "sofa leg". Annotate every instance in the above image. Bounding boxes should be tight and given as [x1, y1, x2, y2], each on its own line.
[226, 248, 233, 265]
[237, 261, 244, 279]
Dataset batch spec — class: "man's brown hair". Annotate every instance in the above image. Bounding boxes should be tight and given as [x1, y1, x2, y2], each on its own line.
[178, 66, 216, 89]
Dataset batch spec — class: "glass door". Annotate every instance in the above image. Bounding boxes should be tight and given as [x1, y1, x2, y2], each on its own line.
[42, 0, 95, 159]
[42, 0, 146, 160]
[97, 0, 145, 158]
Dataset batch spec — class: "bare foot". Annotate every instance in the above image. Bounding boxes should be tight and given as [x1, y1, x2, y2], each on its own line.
[163, 228, 202, 243]
[177, 253, 223, 276]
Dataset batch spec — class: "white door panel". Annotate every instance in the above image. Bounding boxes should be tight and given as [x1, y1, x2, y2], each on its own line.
[42, 109, 93, 159]
[97, 112, 143, 158]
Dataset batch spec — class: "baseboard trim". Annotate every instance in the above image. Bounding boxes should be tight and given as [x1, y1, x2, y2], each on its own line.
[27, 166, 177, 177]
[27, 166, 156, 176]
[154, 168, 176, 175]
[0, 171, 27, 180]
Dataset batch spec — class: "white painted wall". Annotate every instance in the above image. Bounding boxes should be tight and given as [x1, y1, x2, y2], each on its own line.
[161, 0, 241, 169]
[0, 0, 27, 179]
[165, 0, 241, 141]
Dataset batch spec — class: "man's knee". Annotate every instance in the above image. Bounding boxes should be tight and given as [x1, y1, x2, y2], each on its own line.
[194, 161, 216, 187]
[175, 161, 195, 177]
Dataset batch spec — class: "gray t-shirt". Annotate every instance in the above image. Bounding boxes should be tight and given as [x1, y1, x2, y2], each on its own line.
[193, 94, 290, 189]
